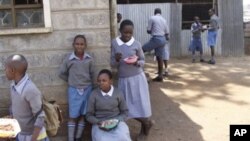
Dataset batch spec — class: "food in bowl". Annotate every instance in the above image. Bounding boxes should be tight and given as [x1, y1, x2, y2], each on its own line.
[123, 55, 138, 64]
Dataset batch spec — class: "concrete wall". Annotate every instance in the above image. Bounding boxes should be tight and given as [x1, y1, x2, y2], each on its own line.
[244, 22, 250, 55]
[0, 0, 111, 140]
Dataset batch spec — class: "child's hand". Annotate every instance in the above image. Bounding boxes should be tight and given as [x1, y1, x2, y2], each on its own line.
[115, 53, 122, 62]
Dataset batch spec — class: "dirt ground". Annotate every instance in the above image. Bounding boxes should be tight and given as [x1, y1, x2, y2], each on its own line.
[126, 55, 250, 141]
[50, 55, 250, 141]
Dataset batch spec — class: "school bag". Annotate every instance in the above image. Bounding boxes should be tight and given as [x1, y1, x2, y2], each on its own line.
[34, 97, 63, 137]
[42, 97, 63, 137]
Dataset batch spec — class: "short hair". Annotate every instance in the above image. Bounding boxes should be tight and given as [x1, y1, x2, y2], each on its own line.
[98, 69, 113, 79]
[6, 54, 28, 74]
[117, 13, 122, 17]
[73, 34, 87, 46]
[209, 8, 215, 13]
[119, 19, 134, 31]
[154, 8, 161, 14]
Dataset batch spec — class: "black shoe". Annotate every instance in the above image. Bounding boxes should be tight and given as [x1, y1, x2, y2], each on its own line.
[152, 76, 163, 82]
[208, 60, 216, 65]
[192, 59, 195, 63]
[75, 138, 82, 141]
[200, 59, 205, 62]
[163, 71, 169, 77]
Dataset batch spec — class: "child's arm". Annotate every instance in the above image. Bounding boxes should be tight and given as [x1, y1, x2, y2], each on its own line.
[116, 91, 128, 121]
[26, 90, 45, 140]
[86, 93, 100, 124]
[59, 57, 69, 82]
[89, 59, 97, 87]
[135, 42, 145, 67]
[110, 45, 120, 68]
[31, 126, 42, 141]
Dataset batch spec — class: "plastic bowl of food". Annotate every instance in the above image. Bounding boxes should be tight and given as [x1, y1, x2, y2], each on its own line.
[99, 119, 119, 130]
[123, 55, 138, 64]
[0, 118, 21, 138]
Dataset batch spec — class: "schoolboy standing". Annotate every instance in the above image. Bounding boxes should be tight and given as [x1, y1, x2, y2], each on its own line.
[207, 9, 219, 64]
[142, 8, 169, 82]
[5, 54, 49, 141]
[189, 16, 204, 63]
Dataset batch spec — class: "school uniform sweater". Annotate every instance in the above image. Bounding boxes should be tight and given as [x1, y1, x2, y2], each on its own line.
[209, 14, 219, 31]
[86, 87, 128, 124]
[111, 37, 145, 78]
[10, 74, 45, 134]
[147, 13, 169, 37]
[59, 52, 95, 89]
[191, 22, 202, 38]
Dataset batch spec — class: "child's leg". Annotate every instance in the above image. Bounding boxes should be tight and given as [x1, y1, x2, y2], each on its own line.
[75, 116, 86, 140]
[210, 46, 215, 60]
[192, 50, 195, 63]
[68, 118, 77, 141]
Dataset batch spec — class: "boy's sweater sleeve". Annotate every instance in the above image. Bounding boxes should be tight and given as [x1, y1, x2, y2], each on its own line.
[86, 93, 100, 124]
[59, 57, 69, 82]
[25, 88, 45, 128]
[116, 91, 128, 121]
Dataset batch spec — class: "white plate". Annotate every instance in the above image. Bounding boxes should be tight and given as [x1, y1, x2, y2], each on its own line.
[0, 118, 21, 138]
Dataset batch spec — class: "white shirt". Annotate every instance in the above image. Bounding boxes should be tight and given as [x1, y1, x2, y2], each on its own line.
[101, 85, 114, 97]
[11, 74, 29, 95]
[116, 37, 135, 46]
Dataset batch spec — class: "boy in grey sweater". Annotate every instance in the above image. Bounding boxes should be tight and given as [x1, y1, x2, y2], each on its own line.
[4, 54, 49, 141]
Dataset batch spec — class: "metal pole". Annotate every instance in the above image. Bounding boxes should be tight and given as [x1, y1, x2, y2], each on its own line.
[110, 0, 117, 39]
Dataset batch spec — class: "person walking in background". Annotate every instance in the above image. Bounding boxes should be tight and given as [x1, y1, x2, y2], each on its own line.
[142, 8, 168, 82]
[189, 16, 205, 63]
[59, 35, 95, 141]
[207, 8, 219, 64]
[111, 19, 154, 141]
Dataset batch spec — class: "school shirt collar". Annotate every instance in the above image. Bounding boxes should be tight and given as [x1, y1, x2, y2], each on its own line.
[69, 52, 91, 60]
[11, 73, 29, 95]
[101, 85, 114, 97]
[116, 37, 135, 46]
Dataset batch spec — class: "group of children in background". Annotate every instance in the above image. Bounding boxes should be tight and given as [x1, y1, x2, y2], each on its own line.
[189, 9, 219, 64]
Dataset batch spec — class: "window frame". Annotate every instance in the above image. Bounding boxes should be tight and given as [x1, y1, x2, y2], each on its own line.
[0, 0, 52, 35]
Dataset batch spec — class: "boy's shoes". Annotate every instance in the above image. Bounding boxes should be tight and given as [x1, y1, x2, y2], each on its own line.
[152, 76, 163, 82]
[208, 60, 216, 65]
[192, 59, 195, 63]
[75, 138, 81, 141]
[200, 59, 205, 62]
[163, 71, 169, 77]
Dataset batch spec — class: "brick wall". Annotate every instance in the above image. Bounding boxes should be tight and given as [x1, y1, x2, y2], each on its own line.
[0, 0, 111, 140]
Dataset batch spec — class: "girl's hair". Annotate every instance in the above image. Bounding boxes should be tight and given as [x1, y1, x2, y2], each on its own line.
[98, 69, 113, 79]
[119, 19, 134, 31]
[73, 34, 87, 45]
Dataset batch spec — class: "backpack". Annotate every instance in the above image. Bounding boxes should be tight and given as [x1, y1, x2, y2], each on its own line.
[42, 97, 63, 137]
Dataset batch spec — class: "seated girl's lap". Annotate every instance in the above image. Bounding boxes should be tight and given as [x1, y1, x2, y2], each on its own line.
[92, 122, 131, 141]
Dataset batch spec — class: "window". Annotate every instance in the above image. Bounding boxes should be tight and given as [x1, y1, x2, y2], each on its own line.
[182, 3, 213, 29]
[0, 0, 52, 35]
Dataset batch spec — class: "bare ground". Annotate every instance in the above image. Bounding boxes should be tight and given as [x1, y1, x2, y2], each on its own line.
[126, 55, 250, 141]
[51, 55, 250, 141]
